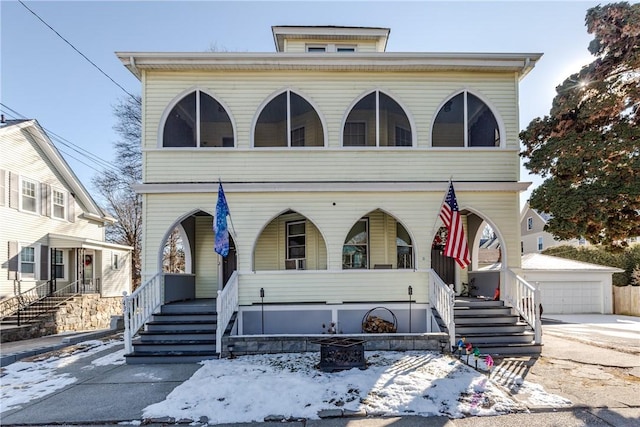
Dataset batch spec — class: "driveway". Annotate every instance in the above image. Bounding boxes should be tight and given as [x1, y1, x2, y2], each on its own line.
[503, 314, 640, 426]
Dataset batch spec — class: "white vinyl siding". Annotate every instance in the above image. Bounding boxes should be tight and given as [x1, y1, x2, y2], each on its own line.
[194, 216, 217, 297]
[285, 40, 378, 53]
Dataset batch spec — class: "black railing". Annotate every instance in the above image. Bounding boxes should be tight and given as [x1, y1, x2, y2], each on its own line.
[0, 278, 101, 326]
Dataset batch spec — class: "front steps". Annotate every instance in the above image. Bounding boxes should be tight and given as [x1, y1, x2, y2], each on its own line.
[125, 299, 220, 364]
[0, 295, 77, 326]
[454, 299, 542, 356]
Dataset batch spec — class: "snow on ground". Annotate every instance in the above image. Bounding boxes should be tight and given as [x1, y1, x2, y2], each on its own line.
[1, 337, 572, 423]
[0, 339, 122, 411]
[143, 351, 566, 424]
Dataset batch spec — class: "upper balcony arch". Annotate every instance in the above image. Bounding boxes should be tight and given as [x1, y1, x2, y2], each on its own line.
[430, 89, 505, 149]
[159, 87, 237, 149]
[251, 89, 327, 148]
[342, 89, 415, 148]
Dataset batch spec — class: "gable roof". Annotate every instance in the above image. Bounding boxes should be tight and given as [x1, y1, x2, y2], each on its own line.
[0, 119, 115, 225]
[519, 201, 551, 223]
[521, 253, 624, 272]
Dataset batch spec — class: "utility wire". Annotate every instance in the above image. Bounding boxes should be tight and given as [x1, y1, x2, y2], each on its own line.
[18, 0, 140, 105]
[0, 104, 120, 174]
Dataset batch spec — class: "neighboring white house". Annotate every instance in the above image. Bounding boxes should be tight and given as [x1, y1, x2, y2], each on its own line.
[118, 25, 542, 337]
[521, 253, 622, 314]
[0, 119, 132, 303]
[520, 202, 587, 253]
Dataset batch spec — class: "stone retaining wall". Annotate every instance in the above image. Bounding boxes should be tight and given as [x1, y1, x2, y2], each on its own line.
[0, 295, 122, 343]
[221, 332, 450, 358]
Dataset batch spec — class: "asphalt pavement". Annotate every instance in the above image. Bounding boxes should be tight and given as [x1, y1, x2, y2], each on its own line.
[1, 316, 639, 427]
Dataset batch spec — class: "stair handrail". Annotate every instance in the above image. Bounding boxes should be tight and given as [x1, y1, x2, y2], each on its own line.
[0, 279, 80, 321]
[123, 273, 164, 354]
[504, 270, 542, 344]
[216, 271, 239, 355]
[429, 269, 456, 350]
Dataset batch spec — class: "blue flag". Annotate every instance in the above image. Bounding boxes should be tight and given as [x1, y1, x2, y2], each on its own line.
[214, 182, 230, 257]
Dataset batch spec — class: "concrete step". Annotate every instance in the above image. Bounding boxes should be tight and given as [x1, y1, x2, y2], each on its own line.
[125, 351, 218, 364]
[139, 330, 217, 341]
[145, 320, 217, 332]
[132, 340, 216, 353]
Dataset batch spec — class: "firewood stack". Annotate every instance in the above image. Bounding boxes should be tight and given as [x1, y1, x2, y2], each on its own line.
[362, 315, 396, 333]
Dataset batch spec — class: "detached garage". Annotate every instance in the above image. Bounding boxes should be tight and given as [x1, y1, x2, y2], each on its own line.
[520, 253, 623, 314]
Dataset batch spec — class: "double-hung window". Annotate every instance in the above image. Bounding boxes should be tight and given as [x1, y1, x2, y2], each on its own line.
[52, 189, 66, 219]
[20, 246, 36, 279]
[286, 221, 306, 260]
[21, 178, 37, 213]
[53, 249, 65, 279]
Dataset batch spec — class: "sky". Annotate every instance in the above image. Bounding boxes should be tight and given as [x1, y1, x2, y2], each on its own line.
[0, 0, 614, 207]
[0, 335, 572, 423]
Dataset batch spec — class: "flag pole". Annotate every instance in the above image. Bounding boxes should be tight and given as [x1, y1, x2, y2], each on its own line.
[218, 178, 237, 237]
[430, 176, 454, 239]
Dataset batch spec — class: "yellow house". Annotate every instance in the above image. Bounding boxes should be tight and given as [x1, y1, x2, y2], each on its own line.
[118, 26, 543, 363]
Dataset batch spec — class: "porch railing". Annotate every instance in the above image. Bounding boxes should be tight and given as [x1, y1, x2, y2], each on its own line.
[429, 269, 456, 349]
[0, 279, 81, 325]
[504, 269, 542, 344]
[123, 273, 164, 354]
[216, 271, 239, 355]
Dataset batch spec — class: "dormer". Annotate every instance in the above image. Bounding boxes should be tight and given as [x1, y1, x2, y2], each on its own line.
[271, 25, 390, 53]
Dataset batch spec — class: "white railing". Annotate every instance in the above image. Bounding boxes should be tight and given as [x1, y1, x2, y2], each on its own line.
[429, 269, 456, 349]
[216, 271, 239, 355]
[504, 270, 542, 344]
[123, 273, 164, 354]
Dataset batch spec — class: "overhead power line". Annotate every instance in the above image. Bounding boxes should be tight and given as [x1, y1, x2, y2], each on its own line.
[0, 103, 120, 175]
[18, 0, 140, 105]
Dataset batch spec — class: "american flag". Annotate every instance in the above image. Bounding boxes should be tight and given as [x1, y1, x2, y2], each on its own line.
[439, 182, 470, 269]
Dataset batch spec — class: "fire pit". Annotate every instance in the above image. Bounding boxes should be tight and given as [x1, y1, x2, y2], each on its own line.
[311, 337, 366, 372]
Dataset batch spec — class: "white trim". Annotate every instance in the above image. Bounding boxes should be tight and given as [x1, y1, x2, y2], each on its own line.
[18, 242, 39, 281]
[134, 181, 532, 194]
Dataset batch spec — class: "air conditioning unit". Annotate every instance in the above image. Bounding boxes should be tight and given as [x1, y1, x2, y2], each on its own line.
[285, 258, 306, 270]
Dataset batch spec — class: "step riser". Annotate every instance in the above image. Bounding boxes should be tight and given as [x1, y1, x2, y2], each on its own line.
[133, 343, 216, 352]
[161, 304, 217, 314]
[454, 317, 519, 325]
[456, 335, 534, 344]
[152, 314, 217, 322]
[125, 354, 218, 364]
[140, 333, 216, 341]
[475, 345, 542, 356]
[456, 325, 527, 334]
[146, 323, 216, 332]
[455, 301, 504, 308]
[454, 308, 513, 316]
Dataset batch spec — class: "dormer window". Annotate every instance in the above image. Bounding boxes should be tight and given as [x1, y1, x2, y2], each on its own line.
[306, 44, 357, 53]
[162, 90, 234, 148]
[306, 45, 327, 52]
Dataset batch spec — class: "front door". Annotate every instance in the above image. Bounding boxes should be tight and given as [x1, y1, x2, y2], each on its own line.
[81, 251, 95, 292]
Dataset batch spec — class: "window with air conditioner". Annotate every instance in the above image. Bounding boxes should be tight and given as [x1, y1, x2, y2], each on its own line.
[286, 220, 306, 269]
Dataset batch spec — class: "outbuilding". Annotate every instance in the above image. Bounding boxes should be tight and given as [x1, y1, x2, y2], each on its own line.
[520, 253, 623, 314]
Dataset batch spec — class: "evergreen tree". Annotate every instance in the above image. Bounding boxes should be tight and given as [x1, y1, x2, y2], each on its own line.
[520, 2, 640, 248]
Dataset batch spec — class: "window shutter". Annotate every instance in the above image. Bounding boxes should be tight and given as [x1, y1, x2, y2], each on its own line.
[41, 183, 51, 217]
[40, 245, 49, 281]
[9, 172, 18, 209]
[0, 169, 5, 206]
[8, 241, 18, 279]
[67, 194, 76, 222]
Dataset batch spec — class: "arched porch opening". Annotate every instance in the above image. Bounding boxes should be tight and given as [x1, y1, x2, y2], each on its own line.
[342, 209, 415, 270]
[253, 209, 327, 271]
[158, 209, 238, 302]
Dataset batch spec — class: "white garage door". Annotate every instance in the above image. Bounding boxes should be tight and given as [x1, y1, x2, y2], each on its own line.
[540, 281, 603, 314]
